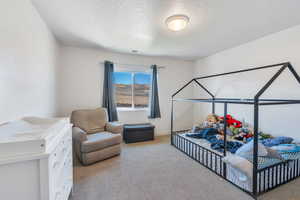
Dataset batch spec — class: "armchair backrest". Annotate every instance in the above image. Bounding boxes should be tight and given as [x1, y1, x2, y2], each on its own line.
[71, 108, 108, 134]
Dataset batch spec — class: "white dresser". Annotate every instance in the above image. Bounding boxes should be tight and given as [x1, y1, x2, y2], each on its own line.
[0, 117, 73, 200]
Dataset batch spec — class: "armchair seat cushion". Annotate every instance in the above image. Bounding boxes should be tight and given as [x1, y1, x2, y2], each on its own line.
[81, 132, 122, 153]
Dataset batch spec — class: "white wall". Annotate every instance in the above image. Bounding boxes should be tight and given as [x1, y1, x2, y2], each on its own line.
[0, 0, 59, 123]
[57, 46, 195, 135]
[194, 24, 300, 139]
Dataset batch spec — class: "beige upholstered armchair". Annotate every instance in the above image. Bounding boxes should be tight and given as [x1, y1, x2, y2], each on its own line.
[71, 108, 123, 165]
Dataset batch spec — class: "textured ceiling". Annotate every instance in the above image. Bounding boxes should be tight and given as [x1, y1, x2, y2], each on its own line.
[32, 0, 300, 60]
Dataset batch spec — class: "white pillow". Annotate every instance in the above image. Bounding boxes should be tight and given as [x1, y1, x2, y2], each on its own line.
[235, 140, 268, 157]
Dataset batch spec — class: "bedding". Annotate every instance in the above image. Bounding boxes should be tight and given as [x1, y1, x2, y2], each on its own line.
[271, 144, 300, 153]
[176, 133, 298, 193]
[265, 148, 284, 160]
[235, 140, 268, 157]
[186, 126, 299, 163]
[272, 144, 300, 160]
[181, 132, 283, 169]
[184, 113, 300, 192]
[261, 136, 293, 147]
[186, 128, 219, 139]
[223, 154, 253, 178]
[186, 128, 243, 153]
[176, 113, 300, 194]
[235, 140, 283, 161]
[191, 125, 202, 133]
[224, 154, 284, 180]
[210, 139, 243, 153]
[280, 151, 300, 160]
[225, 144, 300, 181]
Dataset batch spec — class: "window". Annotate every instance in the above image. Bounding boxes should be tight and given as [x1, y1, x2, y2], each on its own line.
[113, 72, 151, 109]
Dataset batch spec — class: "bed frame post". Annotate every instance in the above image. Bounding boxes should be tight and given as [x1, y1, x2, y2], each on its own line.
[171, 98, 174, 145]
[212, 97, 215, 114]
[287, 62, 300, 84]
[223, 103, 228, 178]
[252, 64, 287, 198]
[252, 99, 259, 198]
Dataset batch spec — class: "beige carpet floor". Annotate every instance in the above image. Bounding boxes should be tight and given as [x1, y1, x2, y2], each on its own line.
[70, 136, 300, 200]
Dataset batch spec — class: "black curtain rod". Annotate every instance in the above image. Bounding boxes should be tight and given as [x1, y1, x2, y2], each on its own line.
[99, 62, 166, 69]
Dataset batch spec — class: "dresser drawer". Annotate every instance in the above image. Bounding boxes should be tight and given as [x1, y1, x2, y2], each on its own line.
[49, 130, 72, 168]
[61, 158, 73, 200]
[48, 127, 73, 200]
[52, 152, 72, 200]
[50, 152, 72, 187]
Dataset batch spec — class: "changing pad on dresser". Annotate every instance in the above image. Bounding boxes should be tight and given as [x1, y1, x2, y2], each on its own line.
[0, 117, 70, 159]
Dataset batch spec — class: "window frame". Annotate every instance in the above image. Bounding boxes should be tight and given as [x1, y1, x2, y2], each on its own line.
[114, 71, 151, 111]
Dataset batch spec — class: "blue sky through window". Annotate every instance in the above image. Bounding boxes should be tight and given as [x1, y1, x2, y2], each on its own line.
[135, 73, 151, 84]
[113, 72, 132, 84]
[114, 72, 151, 85]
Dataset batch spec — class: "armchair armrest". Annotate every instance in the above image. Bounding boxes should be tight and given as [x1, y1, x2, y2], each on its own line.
[105, 122, 123, 134]
[72, 127, 88, 142]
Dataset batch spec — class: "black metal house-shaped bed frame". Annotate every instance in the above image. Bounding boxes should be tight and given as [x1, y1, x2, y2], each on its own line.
[170, 62, 300, 199]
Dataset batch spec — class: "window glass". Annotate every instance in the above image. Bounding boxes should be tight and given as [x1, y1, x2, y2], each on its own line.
[114, 72, 132, 108]
[113, 71, 151, 109]
[134, 73, 151, 108]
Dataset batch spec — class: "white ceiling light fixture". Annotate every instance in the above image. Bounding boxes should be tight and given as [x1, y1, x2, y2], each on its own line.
[166, 14, 190, 31]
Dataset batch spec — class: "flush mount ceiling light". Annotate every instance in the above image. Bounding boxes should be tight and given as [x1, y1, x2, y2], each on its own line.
[166, 14, 189, 31]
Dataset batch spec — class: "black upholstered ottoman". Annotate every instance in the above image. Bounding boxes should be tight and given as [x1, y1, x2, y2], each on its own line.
[123, 123, 155, 143]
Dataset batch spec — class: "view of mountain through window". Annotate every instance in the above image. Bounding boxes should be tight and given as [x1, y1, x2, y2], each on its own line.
[114, 72, 151, 109]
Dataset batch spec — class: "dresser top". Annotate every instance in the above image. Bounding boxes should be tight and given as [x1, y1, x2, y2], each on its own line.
[0, 117, 71, 164]
[0, 117, 69, 143]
